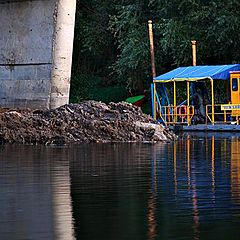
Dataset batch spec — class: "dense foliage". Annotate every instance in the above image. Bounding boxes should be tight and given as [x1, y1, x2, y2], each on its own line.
[71, 0, 240, 103]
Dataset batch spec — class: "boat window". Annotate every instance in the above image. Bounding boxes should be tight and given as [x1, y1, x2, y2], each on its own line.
[232, 78, 238, 91]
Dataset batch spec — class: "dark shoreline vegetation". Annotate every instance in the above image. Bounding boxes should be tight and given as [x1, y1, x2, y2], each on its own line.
[70, 0, 240, 107]
[0, 101, 176, 144]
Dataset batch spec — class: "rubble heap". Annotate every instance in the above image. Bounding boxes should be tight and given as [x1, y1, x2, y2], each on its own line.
[0, 101, 176, 144]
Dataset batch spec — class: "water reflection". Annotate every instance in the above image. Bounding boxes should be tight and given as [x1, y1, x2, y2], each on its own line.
[187, 132, 240, 207]
[151, 133, 240, 240]
[183, 133, 240, 238]
[147, 147, 157, 240]
[1, 134, 240, 240]
[70, 143, 157, 240]
[70, 137, 240, 240]
[231, 137, 240, 204]
[52, 160, 75, 240]
[211, 136, 215, 193]
[176, 137, 200, 240]
[0, 145, 75, 240]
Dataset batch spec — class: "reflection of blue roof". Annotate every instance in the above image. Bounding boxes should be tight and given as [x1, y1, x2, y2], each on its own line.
[154, 64, 240, 82]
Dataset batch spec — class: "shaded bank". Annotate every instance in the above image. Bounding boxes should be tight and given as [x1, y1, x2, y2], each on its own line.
[0, 101, 176, 144]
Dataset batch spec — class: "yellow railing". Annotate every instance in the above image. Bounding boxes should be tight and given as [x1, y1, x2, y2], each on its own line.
[159, 104, 240, 126]
[159, 105, 195, 126]
[206, 104, 239, 125]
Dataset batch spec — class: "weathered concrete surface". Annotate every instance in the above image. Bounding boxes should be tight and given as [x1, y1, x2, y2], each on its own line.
[0, 1, 55, 64]
[50, 0, 77, 109]
[0, 65, 51, 108]
[0, 0, 55, 108]
[0, 0, 76, 109]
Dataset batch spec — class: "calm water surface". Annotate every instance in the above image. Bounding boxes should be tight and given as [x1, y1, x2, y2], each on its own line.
[0, 133, 240, 240]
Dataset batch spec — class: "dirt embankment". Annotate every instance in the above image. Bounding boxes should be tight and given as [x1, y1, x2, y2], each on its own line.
[0, 101, 176, 144]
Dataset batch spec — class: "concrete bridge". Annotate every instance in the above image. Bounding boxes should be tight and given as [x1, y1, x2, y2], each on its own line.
[0, 0, 76, 109]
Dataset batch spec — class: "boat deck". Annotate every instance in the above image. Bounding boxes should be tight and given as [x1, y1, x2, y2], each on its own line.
[170, 124, 240, 132]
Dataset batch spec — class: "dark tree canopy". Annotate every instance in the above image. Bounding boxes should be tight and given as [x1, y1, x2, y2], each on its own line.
[71, 0, 240, 102]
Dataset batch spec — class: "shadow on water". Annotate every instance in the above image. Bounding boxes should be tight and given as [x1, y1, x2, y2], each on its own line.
[1, 133, 240, 240]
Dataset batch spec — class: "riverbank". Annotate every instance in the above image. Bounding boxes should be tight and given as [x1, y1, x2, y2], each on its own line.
[0, 101, 176, 144]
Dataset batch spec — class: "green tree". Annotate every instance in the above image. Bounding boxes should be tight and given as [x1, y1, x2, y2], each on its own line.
[71, 0, 240, 102]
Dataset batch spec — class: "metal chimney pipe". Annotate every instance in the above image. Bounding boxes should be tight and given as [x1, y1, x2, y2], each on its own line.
[191, 40, 197, 66]
[148, 20, 156, 78]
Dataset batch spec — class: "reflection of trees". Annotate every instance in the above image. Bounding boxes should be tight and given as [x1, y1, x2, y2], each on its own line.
[70, 143, 156, 240]
[68, 135, 240, 240]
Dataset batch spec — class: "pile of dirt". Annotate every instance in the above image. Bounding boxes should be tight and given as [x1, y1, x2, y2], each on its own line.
[0, 101, 176, 144]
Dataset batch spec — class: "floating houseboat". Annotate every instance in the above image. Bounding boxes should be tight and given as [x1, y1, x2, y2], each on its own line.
[151, 64, 240, 131]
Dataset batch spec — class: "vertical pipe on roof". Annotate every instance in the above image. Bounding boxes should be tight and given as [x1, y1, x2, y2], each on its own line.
[191, 40, 197, 66]
[190, 40, 197, 112]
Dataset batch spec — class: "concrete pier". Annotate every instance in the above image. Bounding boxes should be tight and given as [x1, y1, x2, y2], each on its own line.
[0, 0, 76, 109]
[50, 0, 76, 109]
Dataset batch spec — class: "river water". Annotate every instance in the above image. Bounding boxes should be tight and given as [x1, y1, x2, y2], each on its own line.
[0, 133, 240, 240]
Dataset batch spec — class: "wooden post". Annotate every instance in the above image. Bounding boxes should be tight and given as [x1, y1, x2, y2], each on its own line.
[148, 20, 156, 78]
[191, 40, 197, 66]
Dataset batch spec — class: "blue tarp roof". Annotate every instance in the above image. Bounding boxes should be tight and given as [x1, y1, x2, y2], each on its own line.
[154, 64, 240, 82]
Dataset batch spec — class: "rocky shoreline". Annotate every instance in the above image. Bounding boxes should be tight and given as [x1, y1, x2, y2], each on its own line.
[0, 101, 176, 144]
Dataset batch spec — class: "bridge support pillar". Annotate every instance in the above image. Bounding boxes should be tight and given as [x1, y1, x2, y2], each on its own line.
[0, 0, 77, 109]
[50, 0, 76, 109]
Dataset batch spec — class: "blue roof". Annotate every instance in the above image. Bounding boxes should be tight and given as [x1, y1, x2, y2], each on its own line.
[154, 64, 240, 82]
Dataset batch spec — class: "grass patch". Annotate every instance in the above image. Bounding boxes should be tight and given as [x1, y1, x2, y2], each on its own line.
[70, 73, 128, 103]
